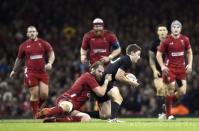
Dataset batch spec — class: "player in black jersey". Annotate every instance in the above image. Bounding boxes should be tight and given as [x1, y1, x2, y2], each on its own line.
[94, 44, 141, 122]
[149, 26, 168, 119]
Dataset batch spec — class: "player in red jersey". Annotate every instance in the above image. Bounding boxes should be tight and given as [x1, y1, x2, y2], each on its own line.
[80, 18, 121, 65]
[156, 20, 193, 119]
[35, 62, 112, 122]
[10, 26, 55, 118]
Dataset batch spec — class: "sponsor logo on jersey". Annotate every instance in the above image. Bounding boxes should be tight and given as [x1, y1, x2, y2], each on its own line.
[93, 49, 107, 53]
[30, 54, 43, 60]
[171, 51, 184, 56]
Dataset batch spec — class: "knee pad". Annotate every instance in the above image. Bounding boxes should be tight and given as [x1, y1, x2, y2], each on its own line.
[59, 101, 73, 112]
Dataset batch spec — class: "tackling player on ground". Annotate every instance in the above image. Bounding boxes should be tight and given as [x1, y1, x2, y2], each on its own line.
[10, 26, 55, 118]
[156, 20, 193, 119]
[35, 62, 112, 122]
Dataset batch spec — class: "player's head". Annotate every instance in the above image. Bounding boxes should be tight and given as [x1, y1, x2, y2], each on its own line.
[27, 26, 38, 40]
[92, 18, 104, 36]
[157, 26, 168, 40]
[126, 44, 142, 63]
[171, 20, 182, 36]
[90, 61, 104, 81]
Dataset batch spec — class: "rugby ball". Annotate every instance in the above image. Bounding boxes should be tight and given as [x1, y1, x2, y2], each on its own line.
[126, 73, 137, 81]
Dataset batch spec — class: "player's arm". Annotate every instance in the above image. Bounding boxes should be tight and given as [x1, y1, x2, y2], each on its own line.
[92, 74, 112, 97]
[186, 48, 193, 73]
[10, 58, 22, 78]
[45, 50, 55, 71]
[80, 34, 89, 64]
[115, 68, 139, 87]
[149, 50, 160, 78]
[156, 51, 169, 75]
[80, 48, 88, 64]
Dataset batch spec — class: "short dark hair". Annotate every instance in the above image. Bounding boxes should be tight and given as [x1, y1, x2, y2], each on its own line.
[126, 44, 141, 55]
[90, 61, 104, 72]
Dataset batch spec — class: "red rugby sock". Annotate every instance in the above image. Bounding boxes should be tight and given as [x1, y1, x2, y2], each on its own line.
[30, 101, 39, 117]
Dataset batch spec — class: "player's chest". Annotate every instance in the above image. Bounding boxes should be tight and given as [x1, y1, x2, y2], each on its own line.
[168, 39, 185, 51]
[89, 37, 109, 48]
[24, 43, 45, 54]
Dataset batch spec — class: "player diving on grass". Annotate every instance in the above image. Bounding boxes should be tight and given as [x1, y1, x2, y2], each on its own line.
[35, 61, 112, 122]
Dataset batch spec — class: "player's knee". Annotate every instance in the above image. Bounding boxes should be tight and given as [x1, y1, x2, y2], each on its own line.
[81, 114, 91, 122]
[100, 113, 111, 120]
[30, 93, 39, 101]
[40, 92, 48, 99]
[58, 101, 73, 113]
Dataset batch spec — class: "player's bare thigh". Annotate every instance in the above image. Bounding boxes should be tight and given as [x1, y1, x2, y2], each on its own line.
[98, 100, 111, 119]
[29, 85, 39, 101]
[70, 110, 91, 122]
[107, 86, 123, 104]
[39, 81, 49, 99]
[176, 80, 187, 96]
[154, 78, 166, 96]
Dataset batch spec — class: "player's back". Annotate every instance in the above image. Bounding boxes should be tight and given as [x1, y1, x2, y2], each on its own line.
[65, 72, 96, 106]
[104, 55, 132, 81]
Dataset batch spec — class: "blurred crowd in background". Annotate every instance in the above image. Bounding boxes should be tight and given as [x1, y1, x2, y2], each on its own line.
[0, 0, 199, 118]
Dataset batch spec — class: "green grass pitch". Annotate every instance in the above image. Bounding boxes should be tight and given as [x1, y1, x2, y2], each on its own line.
[0, 118, 199, 131]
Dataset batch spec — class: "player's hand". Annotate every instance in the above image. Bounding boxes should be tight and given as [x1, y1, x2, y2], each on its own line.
[186, 64, 192, 74]
[81, 56, 88, 64]
[45, 63, 52, 71]
[100, 56, 110, 63]
[153, 70, 160, 78]
[129, 80, 139, 87]
[10, 70, 17, 79]
[105, 74, 112, 82]
[161, 65, 169, 76]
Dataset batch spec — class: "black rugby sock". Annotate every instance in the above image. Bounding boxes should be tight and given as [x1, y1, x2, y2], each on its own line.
[110, 101, 120, 119]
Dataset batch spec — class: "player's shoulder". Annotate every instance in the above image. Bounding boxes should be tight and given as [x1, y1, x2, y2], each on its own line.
[151, 37, 160, 45]
[104, 30, 115, 36]
[37, 38, 49, 44]
[84, 30, 93, 38]
[20, 39, 30, 47]
[82, 72, 94, 79]
[180, 34, 190, 41]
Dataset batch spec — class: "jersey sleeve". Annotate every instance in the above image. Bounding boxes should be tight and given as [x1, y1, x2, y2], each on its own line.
[17, 44, 25, 59]
[44, 41, 53, 53]
[119, 57, 132, 71]
[150, 40, 157, 53]
[184, 36, 191, 50]
[81, 33, 90, 50]
[86, 75, 100, 89]
[158, 39, 168, 53]
[109, 33, 120, 50]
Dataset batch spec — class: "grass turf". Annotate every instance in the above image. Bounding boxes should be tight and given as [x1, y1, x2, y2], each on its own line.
[0, 118, 199, 131]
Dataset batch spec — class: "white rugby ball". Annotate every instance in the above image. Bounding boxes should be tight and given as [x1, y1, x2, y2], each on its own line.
[126, 73, 137, 81]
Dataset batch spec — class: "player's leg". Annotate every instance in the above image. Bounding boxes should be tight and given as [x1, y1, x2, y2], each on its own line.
[175, 80, 187, 98]
[35, 98, 73, 119]
[29, 85, 40, 117]
[165, 81, 176, 119]
[154, 78, 166, 119]
[38, 81, 49, 107]
[107, 86, 123, 120]
[38, 73, 49, 107]
[43, 110, 91, 123]
[98, 100, 111, 119]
